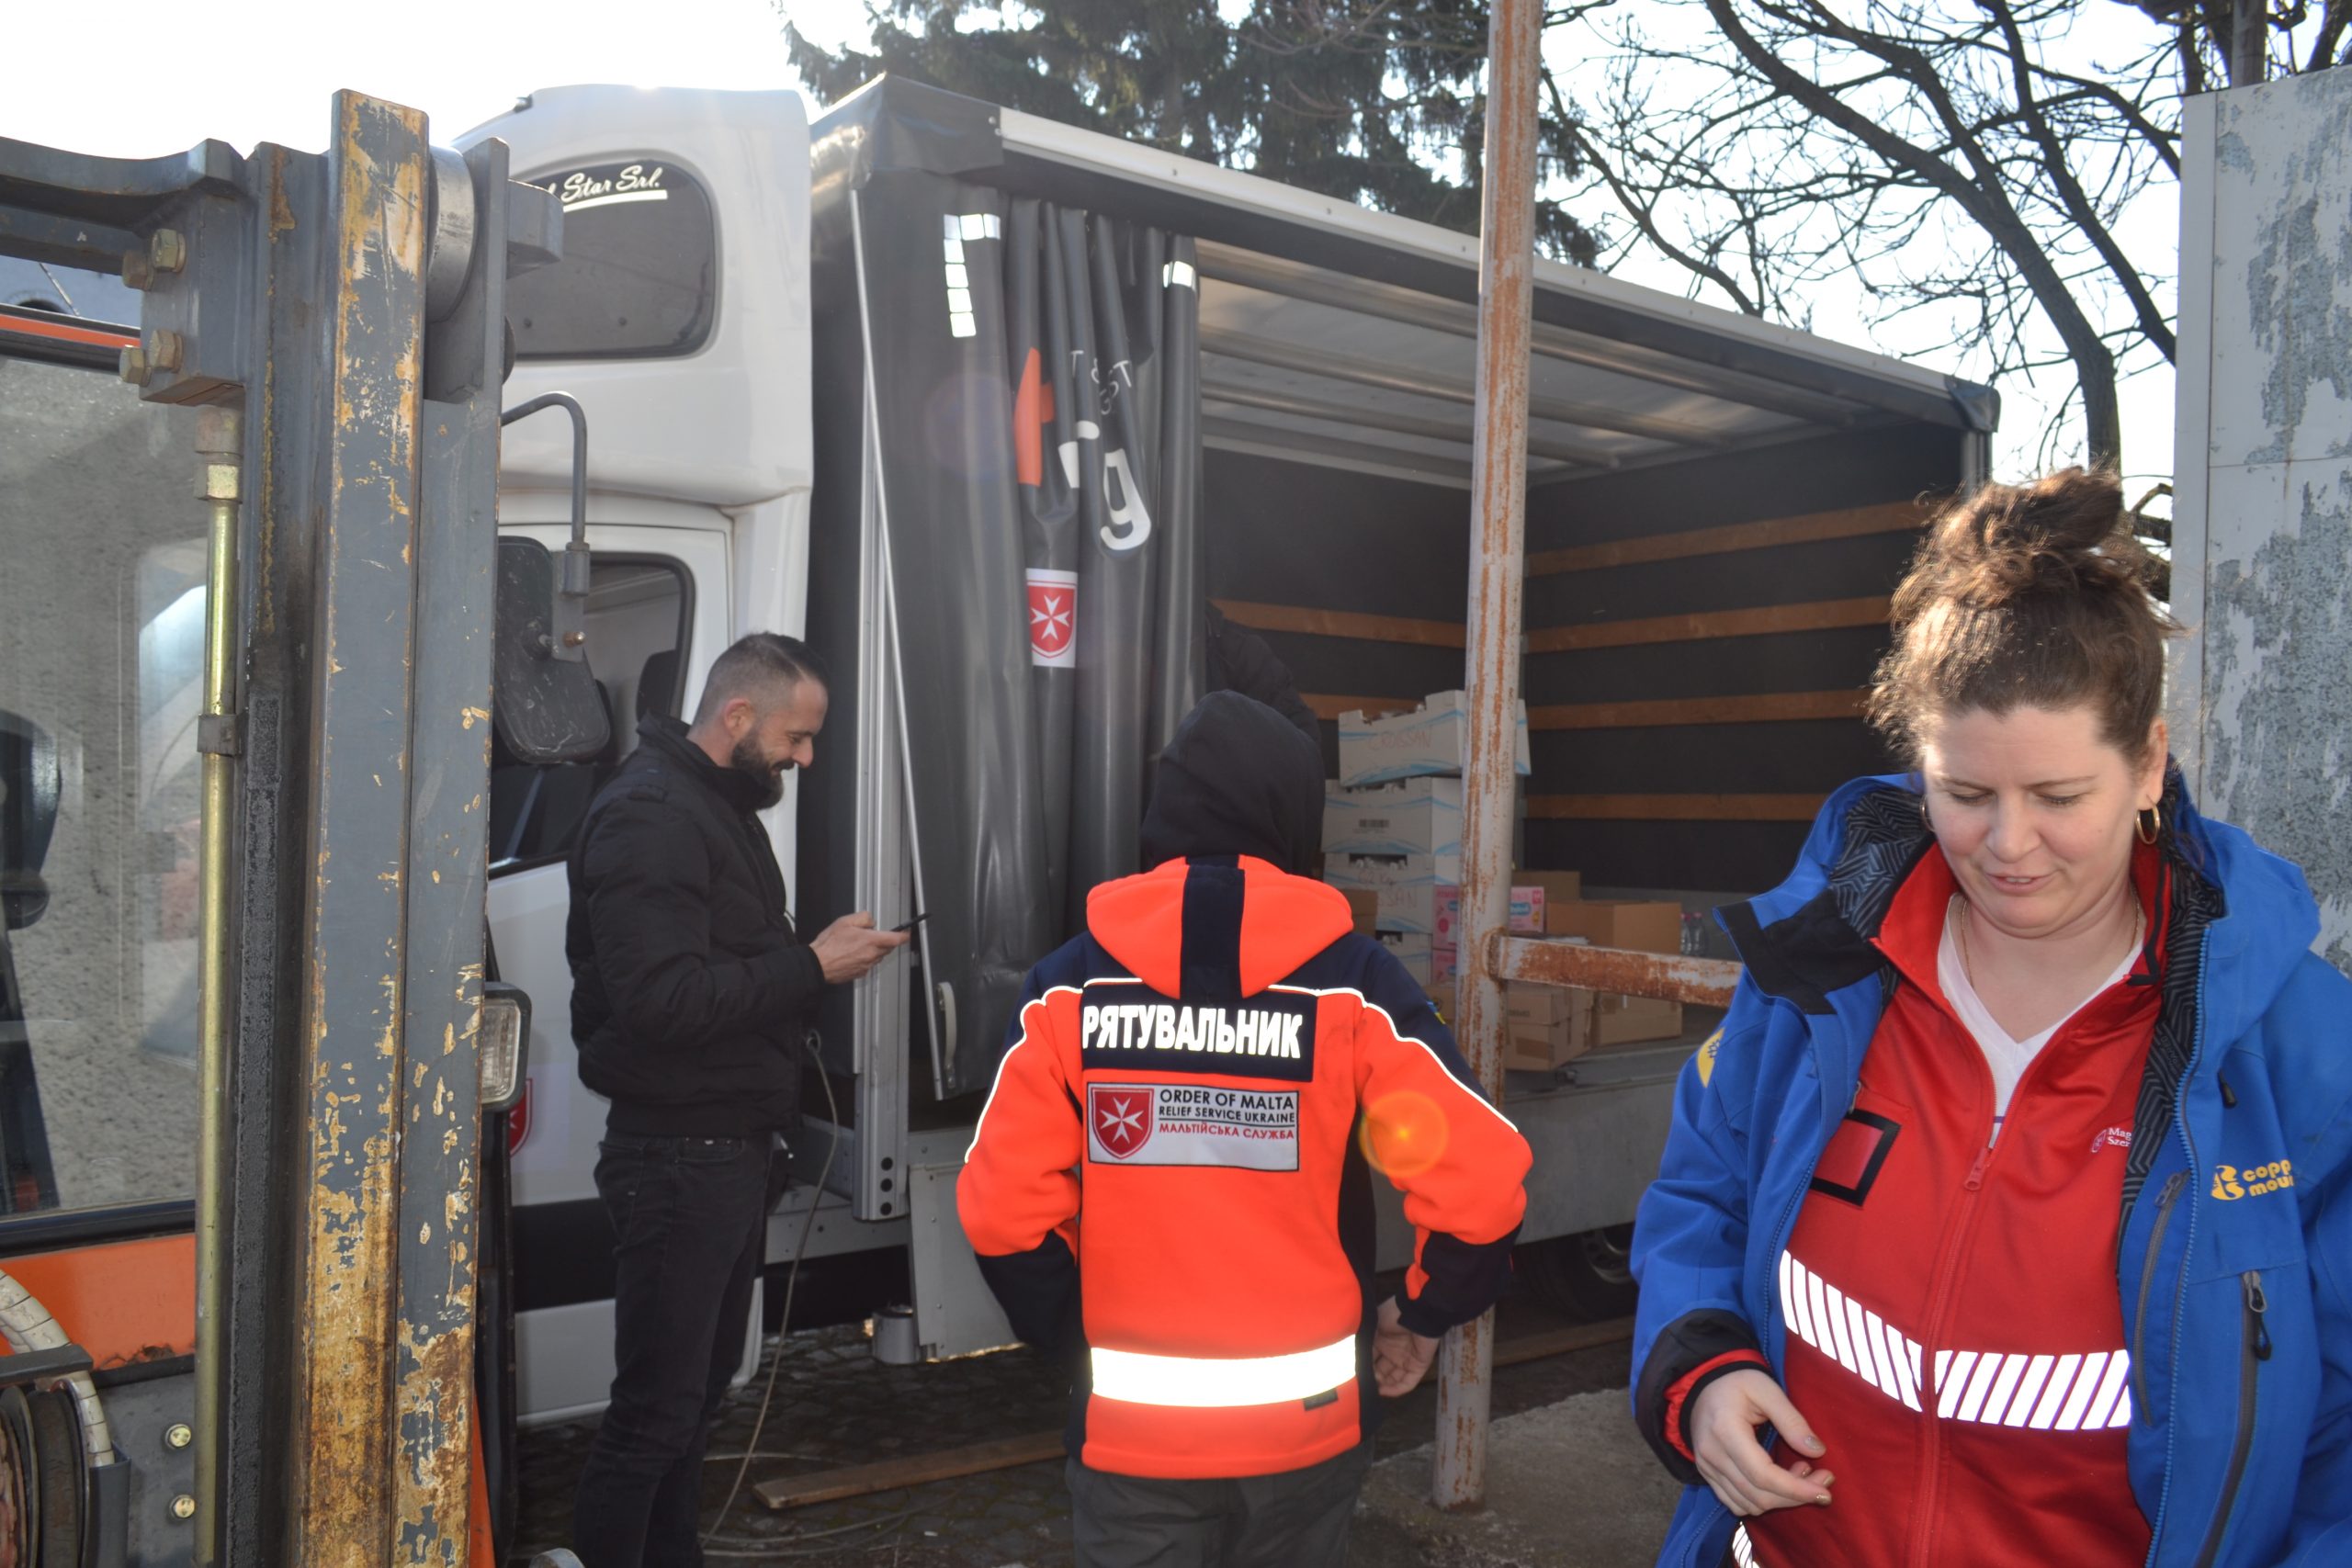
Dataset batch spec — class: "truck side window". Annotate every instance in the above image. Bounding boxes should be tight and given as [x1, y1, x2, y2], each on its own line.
[489, 555, 690, 874]
[508, 159, 717, 361]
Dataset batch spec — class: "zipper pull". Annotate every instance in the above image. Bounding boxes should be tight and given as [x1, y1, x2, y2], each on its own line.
[2244, 1270, 2271, 1361]
[1964, 1145, 1992, 1191]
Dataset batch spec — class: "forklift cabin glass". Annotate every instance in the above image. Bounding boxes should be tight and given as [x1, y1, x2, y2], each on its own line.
[0, 350, 206, 1218]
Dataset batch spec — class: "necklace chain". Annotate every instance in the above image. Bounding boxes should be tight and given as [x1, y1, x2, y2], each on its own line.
[1952, 888, 2145, 993]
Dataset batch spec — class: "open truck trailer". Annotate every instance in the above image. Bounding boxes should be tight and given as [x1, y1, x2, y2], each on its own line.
[469, 76, 1998, 1416]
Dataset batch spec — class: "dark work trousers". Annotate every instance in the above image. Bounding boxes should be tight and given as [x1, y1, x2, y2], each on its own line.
[1064, 1438, 1375, 1568]
[571, 1132, 785, 1568]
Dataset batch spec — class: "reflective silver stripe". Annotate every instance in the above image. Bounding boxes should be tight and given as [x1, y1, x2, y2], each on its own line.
[1090, 1334, 1356, 1408]
[1779, 1251, 2132, 1431]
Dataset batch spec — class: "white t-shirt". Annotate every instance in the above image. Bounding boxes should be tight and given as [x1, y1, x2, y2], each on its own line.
[1937, 903, 2138, 1142]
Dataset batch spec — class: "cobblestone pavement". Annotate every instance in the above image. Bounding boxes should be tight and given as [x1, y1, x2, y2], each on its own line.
[514, 1290, 1634, 1567]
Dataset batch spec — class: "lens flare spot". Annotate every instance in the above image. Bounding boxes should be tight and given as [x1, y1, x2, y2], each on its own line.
[1362, 1091, 1449, 1179]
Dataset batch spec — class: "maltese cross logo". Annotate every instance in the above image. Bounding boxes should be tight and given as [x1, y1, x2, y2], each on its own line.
[1032, 592, 1071, 650]
[1027, 570, 1078, 667]
[1091, 1086, 1153, 1159]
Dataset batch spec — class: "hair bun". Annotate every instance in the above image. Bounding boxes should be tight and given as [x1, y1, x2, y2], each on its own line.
[1903, 467, 2153, 620]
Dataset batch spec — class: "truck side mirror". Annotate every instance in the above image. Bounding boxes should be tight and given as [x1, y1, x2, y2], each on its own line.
[0, 710, 59, 931]
[492, 537, 612, 765]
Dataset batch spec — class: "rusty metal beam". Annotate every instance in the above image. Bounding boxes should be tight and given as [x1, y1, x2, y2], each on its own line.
[286, 93, 433, 1564]
[388, 138, 513, 1562]
[1434, 0, 1542, 1513]
[1494, 935, 1745, 1010]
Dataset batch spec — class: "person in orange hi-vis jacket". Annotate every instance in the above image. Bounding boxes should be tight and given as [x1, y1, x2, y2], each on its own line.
[958, 692, 1533, 1568]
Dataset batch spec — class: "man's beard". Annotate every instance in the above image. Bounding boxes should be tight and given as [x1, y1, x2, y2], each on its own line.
[729, 732, 792, 810]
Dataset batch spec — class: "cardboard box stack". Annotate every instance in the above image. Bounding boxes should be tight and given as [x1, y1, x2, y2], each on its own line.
[1335, 690, 1530, 788]
[1318, 692, 1681, 1071]
[1539, 899, 1686, 1049]
[1319, 695, 1535, 993]
[1494, 898, 1690, 1070]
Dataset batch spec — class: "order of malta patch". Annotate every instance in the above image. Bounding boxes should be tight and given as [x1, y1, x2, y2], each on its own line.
[1086, 1082, 1301, 1171]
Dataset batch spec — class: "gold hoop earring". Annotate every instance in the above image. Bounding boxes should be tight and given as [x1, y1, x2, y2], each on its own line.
[2137, 804, 2162, 845]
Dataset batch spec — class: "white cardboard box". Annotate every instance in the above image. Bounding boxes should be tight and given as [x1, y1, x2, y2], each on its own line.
[1324, 776, 1464, 857]
[1323, 853, 1459, 934]
[1374, 930, 1434, 987]
[1338, 691, 1532, 787]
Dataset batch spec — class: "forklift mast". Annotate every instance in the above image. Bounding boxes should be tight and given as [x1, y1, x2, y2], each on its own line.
[0, 95, 559, 1563]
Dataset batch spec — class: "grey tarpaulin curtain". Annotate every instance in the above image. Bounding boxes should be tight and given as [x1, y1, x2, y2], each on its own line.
[1008, 200, 1204, 931]
[857, 172, 1202, 1096]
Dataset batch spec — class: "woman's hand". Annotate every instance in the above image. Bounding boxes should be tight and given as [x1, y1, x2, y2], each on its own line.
[1689, 1369, 1835, 1517]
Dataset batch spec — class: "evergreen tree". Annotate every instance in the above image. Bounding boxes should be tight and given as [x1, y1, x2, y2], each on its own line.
[782, 1, 1600, 264]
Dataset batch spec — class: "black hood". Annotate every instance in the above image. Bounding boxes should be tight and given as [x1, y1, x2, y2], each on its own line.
[1138, 693, 1324, 875]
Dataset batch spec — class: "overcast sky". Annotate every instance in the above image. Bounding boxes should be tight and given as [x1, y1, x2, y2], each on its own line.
[3, 0, 2175, 490]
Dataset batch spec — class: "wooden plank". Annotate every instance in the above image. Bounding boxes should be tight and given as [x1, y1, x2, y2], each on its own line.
[1494, 1316, 1634, 1368]
[1214, 598, 1466, 649]
[1526, 595, 1889, 654]
[1527, 793, 1828, 822]
[1527, 500, 1931, 577]
[1528, 689, 1866, 730]
[754, 1429, 1068, 1510]
[754, 1318, 1638, 1512]
[1303, 694, 1419, 722]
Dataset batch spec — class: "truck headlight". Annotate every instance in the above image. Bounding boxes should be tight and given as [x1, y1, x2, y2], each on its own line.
[481, 981, 532, 1112]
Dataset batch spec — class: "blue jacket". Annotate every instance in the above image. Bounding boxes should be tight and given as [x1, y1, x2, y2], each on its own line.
[1631, 772, 2352, 1568]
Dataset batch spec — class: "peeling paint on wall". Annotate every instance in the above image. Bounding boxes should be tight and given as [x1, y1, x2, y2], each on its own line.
[2203, 470, 2352, 966]
[2177, 64, 2352, 973]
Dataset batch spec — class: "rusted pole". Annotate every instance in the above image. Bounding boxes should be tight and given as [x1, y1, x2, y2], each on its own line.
[1433, 0, 1543, 1512]
[1493, 934, 1745, 1010]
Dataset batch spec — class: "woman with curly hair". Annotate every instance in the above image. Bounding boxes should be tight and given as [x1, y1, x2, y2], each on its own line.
[1629, 468, 2352, 1567]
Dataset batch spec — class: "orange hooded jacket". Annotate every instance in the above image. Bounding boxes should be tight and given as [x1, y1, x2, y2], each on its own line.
[957, 850, 1532, 1480]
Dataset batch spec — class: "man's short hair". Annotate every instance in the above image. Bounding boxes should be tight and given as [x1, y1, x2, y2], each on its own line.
[693, 633, 831, 725]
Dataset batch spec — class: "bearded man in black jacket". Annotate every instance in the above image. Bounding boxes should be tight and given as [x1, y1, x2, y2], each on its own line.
[566, 631, 903, 1567]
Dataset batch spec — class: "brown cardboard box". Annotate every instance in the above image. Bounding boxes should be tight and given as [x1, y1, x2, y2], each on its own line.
[1428, 964, 1601, 1072]
[1502, 982, 1598, 1071]
[1542, 897, 1680, 953]
[1537, 900, 1686, 1048]
[1343, 887, 1380, 935]
[1514, 869, 1583, 906]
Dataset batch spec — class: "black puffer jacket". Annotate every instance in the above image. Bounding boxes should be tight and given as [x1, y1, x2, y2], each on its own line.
[565, 716, 827, 1136]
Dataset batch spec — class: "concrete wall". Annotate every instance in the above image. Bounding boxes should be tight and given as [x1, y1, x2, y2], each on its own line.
[2171, 64, 2352, 972]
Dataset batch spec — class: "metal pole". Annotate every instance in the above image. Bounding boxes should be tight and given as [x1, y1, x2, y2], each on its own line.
[1434, 0, 1542, 1512]
[191, 403, 242, 1563]
[2230, 0, 2268, 85]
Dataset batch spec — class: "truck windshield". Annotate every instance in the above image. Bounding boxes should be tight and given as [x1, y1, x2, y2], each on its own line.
[510, 158, 717, 361]
[0, 351, 205, 1217]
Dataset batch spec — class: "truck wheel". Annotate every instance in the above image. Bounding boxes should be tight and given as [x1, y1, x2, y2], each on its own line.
[1516, 1224, 1638, 1321]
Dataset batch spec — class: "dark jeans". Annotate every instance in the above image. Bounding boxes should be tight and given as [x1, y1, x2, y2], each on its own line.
[1065, 1440, 1375, 1568]
[571, 1132, 783, 1568]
